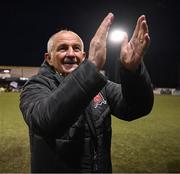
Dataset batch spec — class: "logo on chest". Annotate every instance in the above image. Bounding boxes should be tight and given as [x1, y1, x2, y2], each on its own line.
[93, 92, 107, 108]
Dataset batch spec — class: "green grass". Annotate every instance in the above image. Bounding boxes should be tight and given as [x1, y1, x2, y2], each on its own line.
[0, 93, 180, 173]
[112, 95, 180, 173]
[0, 93, 30, 173]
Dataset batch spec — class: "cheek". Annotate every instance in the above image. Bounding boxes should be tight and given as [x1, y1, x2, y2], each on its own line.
[78, 54, 85, 63]
[54, 54, 64, 63]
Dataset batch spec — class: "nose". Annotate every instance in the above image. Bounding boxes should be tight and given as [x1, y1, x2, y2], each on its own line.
[66, 47, 75, 57]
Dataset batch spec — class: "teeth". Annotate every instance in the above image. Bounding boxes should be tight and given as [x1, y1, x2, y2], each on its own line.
[63, 57, 77, 64]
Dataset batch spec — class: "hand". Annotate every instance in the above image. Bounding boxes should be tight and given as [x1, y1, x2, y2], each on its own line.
[120, 15, 150, 71]
[88, 13, 114, 70]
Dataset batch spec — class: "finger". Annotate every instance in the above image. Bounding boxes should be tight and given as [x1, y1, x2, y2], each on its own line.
[121, 32, 129, 49]
[142, 33, 150, 49]
[138, 19, 149, 45]
[143, 18, 149, 34]
[131, 15, 146, 40]
[138, 21, 146, 41]
[139, 19, 149, 38]
[95, 13, 114, 39]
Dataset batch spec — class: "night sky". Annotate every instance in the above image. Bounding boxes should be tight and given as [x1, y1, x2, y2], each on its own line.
[1, 0, 179, 87]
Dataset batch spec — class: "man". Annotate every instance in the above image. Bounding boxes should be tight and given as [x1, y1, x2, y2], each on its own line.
[20, 13, 154, 172]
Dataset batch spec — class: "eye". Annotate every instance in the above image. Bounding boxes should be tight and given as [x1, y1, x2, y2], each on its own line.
[58, 47, 66, 52]
[57, 45, 68, 52]
[73, 46, 81, 52]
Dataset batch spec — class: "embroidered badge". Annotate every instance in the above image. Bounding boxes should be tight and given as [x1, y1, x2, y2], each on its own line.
[93, 93, 107, 108]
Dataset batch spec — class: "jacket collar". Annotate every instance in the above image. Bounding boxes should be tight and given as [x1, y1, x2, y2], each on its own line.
[38, 60, 64, 83]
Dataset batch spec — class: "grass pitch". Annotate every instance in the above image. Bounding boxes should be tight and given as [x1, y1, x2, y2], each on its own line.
[112, 95, 180, 173]
[0, 92, 30, 173]
[0, 93, 180, 173]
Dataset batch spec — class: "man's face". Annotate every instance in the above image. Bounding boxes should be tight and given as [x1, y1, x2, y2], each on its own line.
[45, 31, 86, 76]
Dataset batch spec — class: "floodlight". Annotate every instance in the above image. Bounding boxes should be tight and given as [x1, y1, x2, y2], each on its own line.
[109, 29, 125, 43]
[3, 70, 10, 73]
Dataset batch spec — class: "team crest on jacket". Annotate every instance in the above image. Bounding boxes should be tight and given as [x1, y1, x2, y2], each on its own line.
[93, 92, 107, 108]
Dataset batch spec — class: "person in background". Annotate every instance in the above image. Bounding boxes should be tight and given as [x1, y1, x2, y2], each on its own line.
[20, 13, 154, 173]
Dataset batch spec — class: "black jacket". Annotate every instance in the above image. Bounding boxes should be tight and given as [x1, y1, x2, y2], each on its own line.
[20, 59, 154, 173]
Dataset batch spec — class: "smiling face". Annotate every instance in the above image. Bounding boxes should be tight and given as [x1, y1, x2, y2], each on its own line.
[45, 31, 86, 76]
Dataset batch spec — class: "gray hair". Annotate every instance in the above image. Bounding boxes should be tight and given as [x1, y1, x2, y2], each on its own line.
[47, 30, 84, 54]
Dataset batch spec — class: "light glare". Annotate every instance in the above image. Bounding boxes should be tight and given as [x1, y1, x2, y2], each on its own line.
[109, 29, 125, 43]
[3, 70, 10, 73]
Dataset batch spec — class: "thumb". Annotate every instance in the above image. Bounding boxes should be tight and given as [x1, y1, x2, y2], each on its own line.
[121, 32, 128, 49]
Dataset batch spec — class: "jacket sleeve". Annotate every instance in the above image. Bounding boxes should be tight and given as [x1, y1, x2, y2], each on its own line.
[105, 61, 154, 121]
[20, 59, 107, 136]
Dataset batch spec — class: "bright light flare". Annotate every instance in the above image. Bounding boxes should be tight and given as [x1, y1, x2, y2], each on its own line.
[3, 70, 10, 73]
[109, 29, 125, 43]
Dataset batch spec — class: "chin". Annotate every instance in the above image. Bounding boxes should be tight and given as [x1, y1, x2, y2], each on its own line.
[62, 68, 77, 76]
[63, 65, 78, 73]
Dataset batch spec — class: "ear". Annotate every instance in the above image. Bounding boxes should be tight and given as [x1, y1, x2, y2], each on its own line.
[82, 52, 86, 61]
[44, 53, 53, 66]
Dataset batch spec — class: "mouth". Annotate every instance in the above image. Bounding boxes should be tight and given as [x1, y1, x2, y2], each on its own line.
[63, 57, 78, 65]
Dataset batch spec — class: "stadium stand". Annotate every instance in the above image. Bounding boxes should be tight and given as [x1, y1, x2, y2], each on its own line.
[0, 66, 39, 92]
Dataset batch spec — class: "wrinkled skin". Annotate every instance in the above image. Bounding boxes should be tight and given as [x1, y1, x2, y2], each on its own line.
[45, 13, 150, 76]
[89, 13, 150, 71]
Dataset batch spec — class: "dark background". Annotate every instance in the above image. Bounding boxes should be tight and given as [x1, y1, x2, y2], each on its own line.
[0, 0, 179, 87]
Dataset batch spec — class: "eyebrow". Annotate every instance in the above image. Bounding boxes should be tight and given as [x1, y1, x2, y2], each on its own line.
[57, 43, 82, 49]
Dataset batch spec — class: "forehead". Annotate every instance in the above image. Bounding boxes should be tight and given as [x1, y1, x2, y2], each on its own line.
[53, 32, 83, 47]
